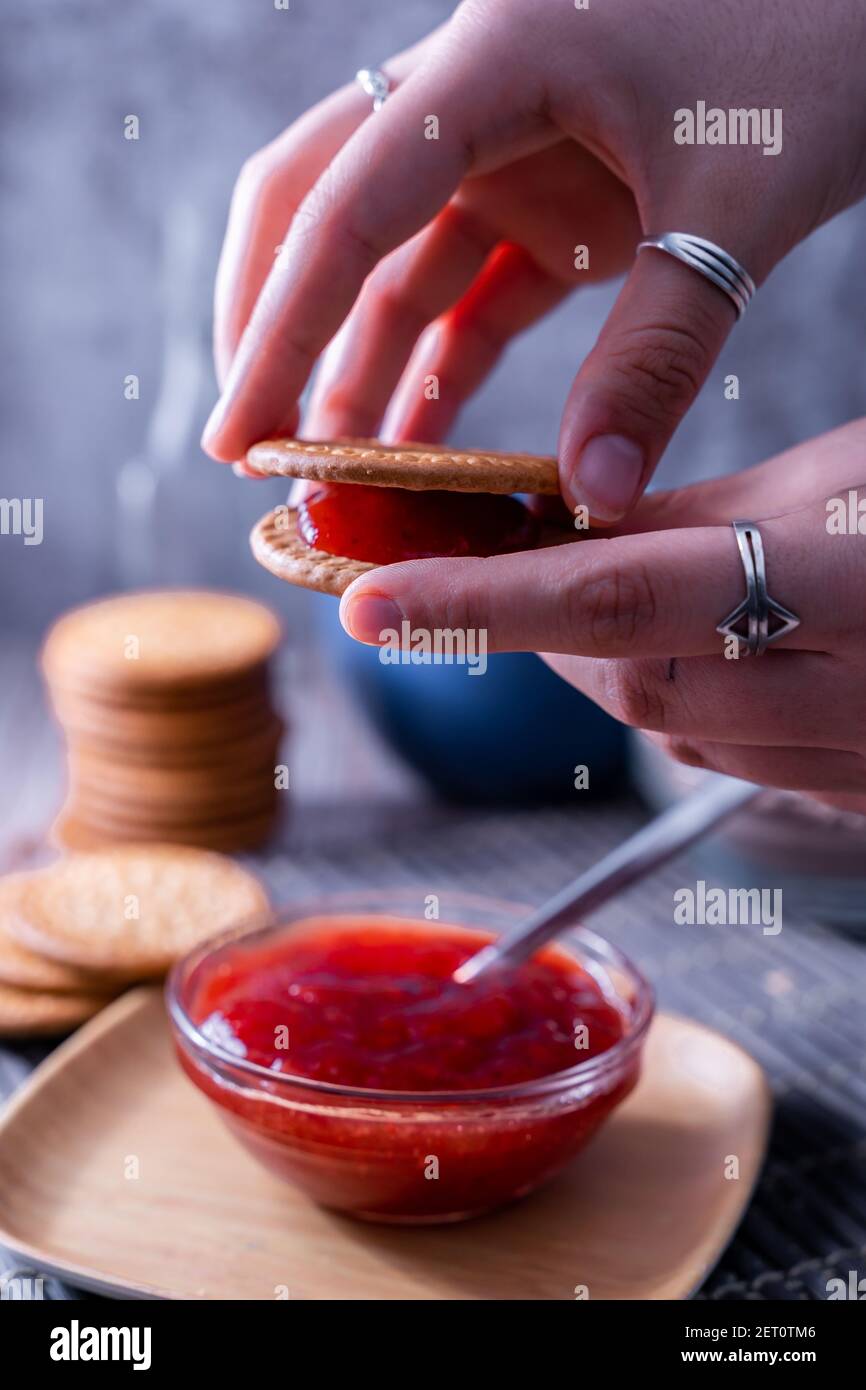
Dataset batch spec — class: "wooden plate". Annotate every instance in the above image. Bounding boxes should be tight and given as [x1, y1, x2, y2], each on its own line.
[0, 989, 770, 1300]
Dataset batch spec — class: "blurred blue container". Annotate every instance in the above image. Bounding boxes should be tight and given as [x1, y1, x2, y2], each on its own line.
[316, 599, 627, 803]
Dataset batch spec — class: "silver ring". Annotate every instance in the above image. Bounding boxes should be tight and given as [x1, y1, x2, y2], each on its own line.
[356, 67, 392, 112]
[716, 520, 800, 656]
[637, 232, 756, 318]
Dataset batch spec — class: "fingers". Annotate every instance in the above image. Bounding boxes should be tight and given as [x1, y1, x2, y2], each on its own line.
[213, 86, 371, 390]
[310, 134, 636, 444]
[232, 460, 268, 480]
[642, 734, 866, 794]
[542, 651, 860, 751]
[381, 243, 570, 443]
[340, 529, 734, 658]
[203, 17, 546, 462]
[212, 26, 444, 388]
[558, 251, 738, 522]
[340, 502, 845, 661]
[303, 205, 497, 439]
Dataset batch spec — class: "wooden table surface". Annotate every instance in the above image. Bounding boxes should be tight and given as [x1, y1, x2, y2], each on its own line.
[2, 636, 865, 1302]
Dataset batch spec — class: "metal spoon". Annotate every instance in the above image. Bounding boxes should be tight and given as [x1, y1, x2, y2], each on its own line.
[453, 774, 761, 985]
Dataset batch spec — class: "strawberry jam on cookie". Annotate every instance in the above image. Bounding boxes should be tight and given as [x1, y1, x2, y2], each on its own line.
[297, 483, 539, 564]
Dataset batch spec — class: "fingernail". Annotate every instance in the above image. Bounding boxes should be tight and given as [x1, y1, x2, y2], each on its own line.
[575, 435, 644, 521]
[341, 593, 405, 645]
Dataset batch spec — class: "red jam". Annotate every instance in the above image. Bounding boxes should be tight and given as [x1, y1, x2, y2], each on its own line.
[177, 917, 643, 1223]
[194, 919, 625, 1090]
[297, 483, 539, 564]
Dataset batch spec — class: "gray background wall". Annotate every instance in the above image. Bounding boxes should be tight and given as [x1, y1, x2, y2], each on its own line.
[2, 0, 865, 635]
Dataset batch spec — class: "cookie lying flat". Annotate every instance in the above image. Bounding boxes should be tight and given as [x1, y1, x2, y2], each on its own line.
[0, 980, 111, 1037]
[247, 438, 560, 495]
[0, 878, 115, 994]
[6, 845, 270, 981]
[73, 788, 279, 831]
[67, 748, 281, 808]
[50, 810, 280, 856]
[50, 687, 279, 754]
[42, 591, 281, 700]
[251, 505, 577, 598]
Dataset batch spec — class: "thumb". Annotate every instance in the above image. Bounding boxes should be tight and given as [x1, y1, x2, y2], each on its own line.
[559, 248, 741, 524]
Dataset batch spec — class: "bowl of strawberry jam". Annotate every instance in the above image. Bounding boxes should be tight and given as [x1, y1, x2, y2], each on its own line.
[167, 892, 653, 1224]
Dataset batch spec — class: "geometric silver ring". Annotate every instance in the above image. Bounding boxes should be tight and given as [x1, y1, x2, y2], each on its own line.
[715, 520, 800, 655]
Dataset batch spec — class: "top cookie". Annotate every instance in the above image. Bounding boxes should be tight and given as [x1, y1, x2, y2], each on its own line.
[42, 590, 282, 698]
[0, 875, 112, 994]
[246, 438, 561, 496]
[5, 845, 270, 980]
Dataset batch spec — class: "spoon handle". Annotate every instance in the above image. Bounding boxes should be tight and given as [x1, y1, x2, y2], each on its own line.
[454, 775, 761, 984]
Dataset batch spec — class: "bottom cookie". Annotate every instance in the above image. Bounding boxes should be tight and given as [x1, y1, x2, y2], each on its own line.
[251, 505, 579, 597]
[0, 978, 114, 1037]
[251, 507, 374, 597]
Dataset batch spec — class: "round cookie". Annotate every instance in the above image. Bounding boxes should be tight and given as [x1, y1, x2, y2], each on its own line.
[70, 789, 279, 836]
[0, 877, 117, 993]
[251, 505, 578, 597]
[68, 800, 278, 841]
[246, 438, 561, 495]
[51, 809, 279, 855]
[64, 718, 283, 770]
[6, 845, 271, 980]
[42, 591, 281, 700]
[47, 665, 272, 714]
[252, 508, 375, 597]
[68, 750, 282, 808]
[0, 980, 112, 1038]
[49, 686, 277, 745]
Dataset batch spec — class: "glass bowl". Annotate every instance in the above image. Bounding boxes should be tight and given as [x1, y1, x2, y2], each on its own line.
[166, 890, 654, 1225]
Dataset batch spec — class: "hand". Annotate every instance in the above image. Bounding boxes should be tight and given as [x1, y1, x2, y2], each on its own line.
[337, 418, 866, 810]
[203, 0, 866, 518]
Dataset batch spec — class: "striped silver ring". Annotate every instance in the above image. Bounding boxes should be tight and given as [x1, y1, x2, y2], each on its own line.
[637, 232, 756, 318]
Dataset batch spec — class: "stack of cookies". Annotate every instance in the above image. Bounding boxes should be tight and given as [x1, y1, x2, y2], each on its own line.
[42, 591, 284, 853]
[0, 845, 269, 1036]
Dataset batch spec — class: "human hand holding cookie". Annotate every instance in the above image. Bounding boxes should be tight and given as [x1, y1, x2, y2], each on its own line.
[202, 0, 866, 520]
[205, 0, 866, 812]
[326, 420, 866, 810]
